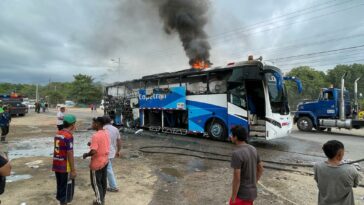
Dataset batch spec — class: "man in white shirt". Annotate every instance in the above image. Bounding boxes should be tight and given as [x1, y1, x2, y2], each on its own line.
[103, 116, 122, 192]
[57, 107, 66, 130]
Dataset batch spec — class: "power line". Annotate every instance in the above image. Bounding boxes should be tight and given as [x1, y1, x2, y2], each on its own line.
[147, 0, 358, 55]
[225, 30, 364, 60]
[209, 0, 357, 43]
[146, 2, 364, 59]
[277, 52, 364, 67]
[267, 44, 364, 62]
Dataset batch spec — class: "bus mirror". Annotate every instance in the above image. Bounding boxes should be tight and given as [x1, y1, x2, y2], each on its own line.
[283, 76, 303, 94]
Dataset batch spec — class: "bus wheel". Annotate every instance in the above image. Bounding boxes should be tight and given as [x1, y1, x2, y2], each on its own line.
[207, 119, 227, 140]
[297, 117, 313, 131]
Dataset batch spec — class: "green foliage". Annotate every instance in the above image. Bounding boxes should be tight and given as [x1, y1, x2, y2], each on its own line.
[45, 90, 64, 105]
[285, 66, 329, 109]
[69, 74, 103, 105]
[0, 74, 103, 107]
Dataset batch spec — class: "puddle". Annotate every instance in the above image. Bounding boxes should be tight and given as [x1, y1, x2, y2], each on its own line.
[186, 159, 207, 172]
[7, 131, 94, 159]
[158, 167, 183, 183]
[160, 168, 183, 178]
[6, 174, 32, 183]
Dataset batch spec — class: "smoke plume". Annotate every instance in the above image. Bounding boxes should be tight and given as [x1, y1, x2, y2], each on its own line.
[155, 0, 211, 66]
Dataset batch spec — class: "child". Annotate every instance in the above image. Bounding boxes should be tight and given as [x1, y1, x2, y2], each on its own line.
[314, 140, 362, 205]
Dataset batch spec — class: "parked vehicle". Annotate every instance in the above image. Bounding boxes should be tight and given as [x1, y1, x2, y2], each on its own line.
[8, 100, 28, 116]
[22, 99, 36, 109]
[0, 93, 28, 116]
[65, 100, 75, 107]
[100, 100, 104, 110]
[294, 73, 364, 131]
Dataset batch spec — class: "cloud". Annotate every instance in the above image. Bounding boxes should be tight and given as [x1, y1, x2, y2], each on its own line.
[0, 0, 363, 84]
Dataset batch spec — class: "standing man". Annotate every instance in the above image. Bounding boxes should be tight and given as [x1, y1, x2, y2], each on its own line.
[230, 126, 264, 205]
[35, 101, 41, 113]
[0, 107, 11, 142]
[0, 153, 11, 205]
[314, 140, 362, 205]
[103, 116, 121, 192]
[83, 117, 110, 205]
[57, 107, 66, 131]
[52, 114, 77, 205]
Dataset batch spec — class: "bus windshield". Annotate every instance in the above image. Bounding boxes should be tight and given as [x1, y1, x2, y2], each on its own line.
[265, 73, 289, 114]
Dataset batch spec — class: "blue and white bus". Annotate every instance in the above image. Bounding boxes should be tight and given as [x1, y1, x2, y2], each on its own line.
[105, 57, 302, 140]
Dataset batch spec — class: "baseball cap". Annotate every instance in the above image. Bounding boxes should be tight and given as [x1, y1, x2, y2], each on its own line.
[64, 114, 77, 124]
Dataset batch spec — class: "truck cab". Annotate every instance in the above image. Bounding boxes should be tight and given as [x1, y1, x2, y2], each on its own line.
[294, 88, 351, 131]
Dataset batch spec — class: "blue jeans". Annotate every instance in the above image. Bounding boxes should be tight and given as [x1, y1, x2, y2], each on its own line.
[107, 159, 118, 189]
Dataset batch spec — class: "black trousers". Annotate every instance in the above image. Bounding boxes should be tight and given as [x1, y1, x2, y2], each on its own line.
[55, 172, 75, 204]
[90, 164, 108, 205]
[0, 126, 9, 142]
[1, 126, 9, 136]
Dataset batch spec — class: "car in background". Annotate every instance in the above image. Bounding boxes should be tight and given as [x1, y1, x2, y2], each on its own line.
[22, 99, 36, 109]
[100, 99, 104, 110]
[65, 100, 75, 107]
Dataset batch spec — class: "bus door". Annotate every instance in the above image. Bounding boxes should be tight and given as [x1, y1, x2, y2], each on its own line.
[245, 80, 266, 137]
[227, 82, 249, 132]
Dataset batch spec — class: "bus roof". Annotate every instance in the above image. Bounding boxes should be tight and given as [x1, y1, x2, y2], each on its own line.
[106, 60, 281, 88]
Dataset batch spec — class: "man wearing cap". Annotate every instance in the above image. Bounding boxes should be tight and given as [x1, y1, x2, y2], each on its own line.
[52, 114, 77, 205]
[83, 117, 110, 205]
[57, 107, 66, 131]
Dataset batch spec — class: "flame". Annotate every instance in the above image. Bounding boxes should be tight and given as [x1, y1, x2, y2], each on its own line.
[192, 60, 209, 69]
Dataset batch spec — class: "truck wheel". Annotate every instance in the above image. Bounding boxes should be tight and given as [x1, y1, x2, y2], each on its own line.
[297, 117, 313, 131]
[207, 119, 227, 141]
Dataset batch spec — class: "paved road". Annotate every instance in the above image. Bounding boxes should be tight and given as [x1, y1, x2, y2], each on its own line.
[279, 127, 364, 161]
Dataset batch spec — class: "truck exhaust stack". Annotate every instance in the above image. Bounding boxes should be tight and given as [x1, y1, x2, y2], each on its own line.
[339, 72, 347, 121]
[354, 77, 361, 120]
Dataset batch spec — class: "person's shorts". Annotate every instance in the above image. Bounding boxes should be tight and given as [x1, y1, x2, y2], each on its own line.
[229, 197, 253, 205]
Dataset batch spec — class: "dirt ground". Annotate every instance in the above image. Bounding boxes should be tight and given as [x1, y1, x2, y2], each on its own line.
[0, 108, 363, 205]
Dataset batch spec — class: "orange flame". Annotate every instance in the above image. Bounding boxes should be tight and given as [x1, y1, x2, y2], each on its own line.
[192, 60, 209, 69]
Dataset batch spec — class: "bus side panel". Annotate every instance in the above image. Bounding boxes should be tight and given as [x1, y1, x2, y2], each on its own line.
[227, 115, 249, 135]
[227, 102, 249, 135]
[186, 94, 228, 133]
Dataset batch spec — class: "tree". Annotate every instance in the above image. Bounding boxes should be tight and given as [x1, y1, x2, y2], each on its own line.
[285, 66, 329, 110]
[45, 90, 64, 106]
[69, 74, 102, 105]
[327, 64, 364, 110]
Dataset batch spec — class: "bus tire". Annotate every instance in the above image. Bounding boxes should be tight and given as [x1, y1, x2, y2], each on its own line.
[297, 116, 313, 131]
[207, 119, 227, 141]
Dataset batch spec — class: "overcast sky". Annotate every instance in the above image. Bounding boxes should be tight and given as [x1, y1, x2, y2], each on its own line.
[0, 0, 363, 84]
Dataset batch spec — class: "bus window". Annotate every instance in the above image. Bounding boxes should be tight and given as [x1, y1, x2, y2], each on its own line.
[229, 84, 247, 109]
[183, 75, 207, 95]
[265, 73, 289, 114]
[209, 72, 229, 94]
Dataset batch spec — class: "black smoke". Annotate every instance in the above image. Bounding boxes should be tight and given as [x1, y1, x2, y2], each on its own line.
[155, 0, 211, 66]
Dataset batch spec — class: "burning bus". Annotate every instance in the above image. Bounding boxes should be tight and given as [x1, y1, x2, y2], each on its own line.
[104, 56, 302, 141]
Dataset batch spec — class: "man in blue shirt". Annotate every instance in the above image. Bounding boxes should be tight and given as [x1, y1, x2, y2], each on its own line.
[0, 107, 11, 142]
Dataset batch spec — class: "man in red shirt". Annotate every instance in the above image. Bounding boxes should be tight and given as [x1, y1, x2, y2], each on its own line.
[52, 114, 77, 205]
[83, 117, 110, 205]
